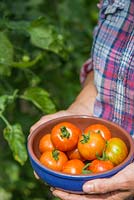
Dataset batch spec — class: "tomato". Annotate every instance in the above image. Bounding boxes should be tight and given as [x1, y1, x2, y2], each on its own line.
[105, 137, 128, 166]
[39, 133, 54, 153]
[84, 124, 111, 141]
[39, 149, 68, 171]
[67, 147, 85, 161]
[78, 131, 106, 160]
[89, 159, 114, 173]
[51, 122, 81, 151]
[62, 159, 85, 175]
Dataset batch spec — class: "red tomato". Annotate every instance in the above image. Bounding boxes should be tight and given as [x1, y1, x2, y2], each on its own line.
[84, 124, 111, 141]
[67, 147, 85, 161]
[39, 149, 68, 171]
[78, 131, 106, 160]
[51, 122, 81, 151]
[105, 137, 128, 166]
[62, 159, 85, 175]
[89, 159, 114, 173]
[39, 133, 54, 153]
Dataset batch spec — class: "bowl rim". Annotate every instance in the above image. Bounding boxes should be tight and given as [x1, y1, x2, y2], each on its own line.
[28, 115, 134, 179]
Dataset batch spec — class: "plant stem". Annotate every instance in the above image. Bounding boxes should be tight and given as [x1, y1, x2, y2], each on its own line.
[0, 114, 12, 129]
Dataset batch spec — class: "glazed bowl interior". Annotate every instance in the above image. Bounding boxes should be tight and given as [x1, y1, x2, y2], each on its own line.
[29, 115, 133, 162]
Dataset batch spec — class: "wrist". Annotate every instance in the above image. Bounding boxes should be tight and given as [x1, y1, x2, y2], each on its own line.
[67, 100, 93, 116]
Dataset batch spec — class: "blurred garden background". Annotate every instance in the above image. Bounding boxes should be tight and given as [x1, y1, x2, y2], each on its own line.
[0, 0, 98, 199]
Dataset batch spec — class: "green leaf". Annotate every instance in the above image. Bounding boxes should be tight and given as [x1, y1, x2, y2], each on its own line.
[12, 53, 43, 69]
[28, 23, 64, 56]
[3, 124, 28, 165]
[23, 87, 56, 114]
[0, 95, 8, 113]
[0, 187, 12, 200]
[0, 90, 18, 114]
[0, 32, 14, 76]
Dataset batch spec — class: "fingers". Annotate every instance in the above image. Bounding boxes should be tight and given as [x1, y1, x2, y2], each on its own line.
[83, 163, 134, 194]
[33, 171, 40, 179]
[52, 190, 89, 200]
[52, 189, 134, 200]
[30, 110, 75, 134]
[83, 178, 118, 194]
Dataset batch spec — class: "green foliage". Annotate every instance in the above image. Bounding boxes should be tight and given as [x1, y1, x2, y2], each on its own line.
[3, 123, 27, 165]
[0, 31, 13, 76]
[0, 0, 98, 199]
[23, 87, 56, 113]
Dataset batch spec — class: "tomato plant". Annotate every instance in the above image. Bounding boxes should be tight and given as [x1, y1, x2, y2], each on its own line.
[105, 137, 128, 166]
[39, 149, 68, 171]
[84, 124, 111, 141]
[39, 133, 55, 153]
[89, 159, 114, 173]
[78, 131, 106, 160]
[51, 122, 81, 151]
[62, 159, 85, 175]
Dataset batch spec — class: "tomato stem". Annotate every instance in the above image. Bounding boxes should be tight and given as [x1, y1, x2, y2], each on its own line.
[80, 133, 90, 144]
[82, 163, 92, 174]
[96, 151, 107, 160]
[60, 126, 70, 139]
[97, 130, 101, 134]
[52, 150, 59, 161]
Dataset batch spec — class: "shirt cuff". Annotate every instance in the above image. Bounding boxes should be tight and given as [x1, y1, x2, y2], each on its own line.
[80, 58, 93, 85]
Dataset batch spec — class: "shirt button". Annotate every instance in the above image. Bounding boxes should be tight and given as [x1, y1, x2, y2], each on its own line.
[118, 72, 124, 80]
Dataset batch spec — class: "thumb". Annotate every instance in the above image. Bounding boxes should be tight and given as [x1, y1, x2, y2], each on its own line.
[83, 176, 123, 194]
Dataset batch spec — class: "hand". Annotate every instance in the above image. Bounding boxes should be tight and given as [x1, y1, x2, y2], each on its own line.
[30, 110, 74, 134]
[52, 163, 134, 200]
[30, 101, 93, 134]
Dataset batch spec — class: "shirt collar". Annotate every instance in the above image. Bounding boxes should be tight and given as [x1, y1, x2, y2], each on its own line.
[104, 0, 125, 14]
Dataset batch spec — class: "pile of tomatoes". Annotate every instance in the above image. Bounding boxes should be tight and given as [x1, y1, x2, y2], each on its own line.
[38, 121, 128, 175]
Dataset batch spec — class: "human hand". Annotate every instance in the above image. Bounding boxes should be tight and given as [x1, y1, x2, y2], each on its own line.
[52, 163, 134, 200]
[30, 101, 93, 134]
[30, 110, 74, 134]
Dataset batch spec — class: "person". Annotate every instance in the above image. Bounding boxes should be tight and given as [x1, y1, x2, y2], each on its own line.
[30, 0, 134, 199]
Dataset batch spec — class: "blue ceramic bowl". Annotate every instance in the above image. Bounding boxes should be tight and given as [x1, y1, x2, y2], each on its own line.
[27, 115, 134, 194]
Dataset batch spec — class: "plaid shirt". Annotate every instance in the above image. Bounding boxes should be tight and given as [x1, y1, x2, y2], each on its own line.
[80, 0, 134, 137]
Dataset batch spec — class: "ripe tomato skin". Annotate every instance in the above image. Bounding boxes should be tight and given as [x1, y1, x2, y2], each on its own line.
[51, 122, 81, 152]
[78, 131, 106, 160]
[105, 137, 128, 166]
[89, 159, 114, 173]
[39, 133, 54, 153]
[62, 159, 85, 175]
[84, 124, 111, 141]
[67, 148, 85, 161]
[39, 149, 68, 172]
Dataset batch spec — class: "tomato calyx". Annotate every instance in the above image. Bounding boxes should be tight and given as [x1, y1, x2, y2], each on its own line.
[80, 133, 90, 144]
[82, 162, 92, 174]
[96, 150, 107, 161]
[52, 149, 60, 161]
[60, 126, 70, 139]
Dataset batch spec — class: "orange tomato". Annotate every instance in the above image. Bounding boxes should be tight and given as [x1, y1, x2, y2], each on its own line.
[51, 122, 81, 151]
[89, 159, 114, 173]
[39, 133, 54, 153]
[78, 131, 106, 160]
[62, 159, 85, 175]
[84, 124, 111, 141]
[67, 147, 85, 161]
[39, 149, 68, 171]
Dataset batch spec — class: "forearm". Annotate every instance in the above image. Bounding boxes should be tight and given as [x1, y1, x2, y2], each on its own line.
[68, 70, 97, 115]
